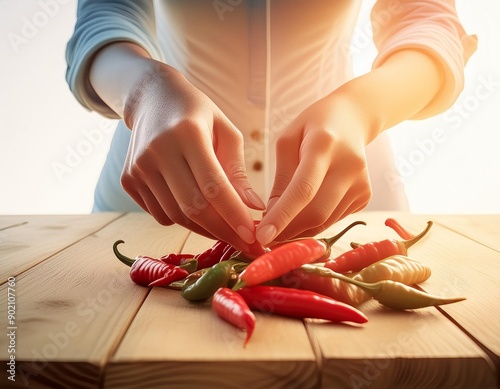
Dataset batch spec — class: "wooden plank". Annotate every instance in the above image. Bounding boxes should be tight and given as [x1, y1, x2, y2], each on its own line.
[0, 213, 191, 388]
[105, 287, 318, 389]
[398, 216, 500, 375]
[0, 216, 29, 231]
[432, 214, 500, 252]
[315, 212, 499, 387]
[307, 300, 496, 389]
[0, 213, 123, 283]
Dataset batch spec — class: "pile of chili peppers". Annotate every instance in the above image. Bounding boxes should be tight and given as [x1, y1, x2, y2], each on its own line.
[113, 217, 465, 347]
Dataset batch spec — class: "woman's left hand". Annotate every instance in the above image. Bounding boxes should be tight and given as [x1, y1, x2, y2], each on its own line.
[256, 93, 374, 245]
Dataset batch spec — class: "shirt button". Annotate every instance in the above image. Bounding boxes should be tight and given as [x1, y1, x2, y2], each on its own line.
[252, 161, 263, 171]
[250, 129, 263, 142]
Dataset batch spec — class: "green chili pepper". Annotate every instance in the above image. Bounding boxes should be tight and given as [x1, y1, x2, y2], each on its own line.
[301, 264, 465, 310]
[181, 260, 238, 301]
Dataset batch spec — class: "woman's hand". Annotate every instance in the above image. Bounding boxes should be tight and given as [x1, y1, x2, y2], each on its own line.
[90, 43, 265, 253]
[256, 93, 373, 245]
[122, 62, 266, 251]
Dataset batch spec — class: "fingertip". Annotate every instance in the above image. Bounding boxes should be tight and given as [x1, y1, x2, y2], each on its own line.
[237, 224, 256, 244]
[256, 224, 277, 246]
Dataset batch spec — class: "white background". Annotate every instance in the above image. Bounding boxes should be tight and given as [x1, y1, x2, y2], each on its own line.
[1, 0, 499, 215]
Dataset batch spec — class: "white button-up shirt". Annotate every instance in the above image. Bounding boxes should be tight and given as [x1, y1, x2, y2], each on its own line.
[66, 0, 476, 212]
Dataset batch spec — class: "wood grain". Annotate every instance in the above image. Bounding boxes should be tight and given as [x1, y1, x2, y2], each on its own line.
[105, 268, 318, 388]
[0, 213, 190, 388]
[0, 212, 498, 389]
[432, 214, 500, 252]
[306, 300, 496, 389]
[0, 213, 122, 283]
[316, 212, 499, 387]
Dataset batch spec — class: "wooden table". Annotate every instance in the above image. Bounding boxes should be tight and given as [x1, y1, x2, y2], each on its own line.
[0, 212, 498, 389]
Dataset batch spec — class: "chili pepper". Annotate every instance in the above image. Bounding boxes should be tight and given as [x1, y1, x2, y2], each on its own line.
[160, 253, 195, 266]
[181, 260, 238, 301]
[212, 287, 256, 347]
[218, 244, 238, 263]
[237, 286, 368, 324]
[358, 255, 431, 285]
[194, 240, 230, 269]
[234, 221, 365, 289]
[301, 264, 465, 310]
[385, 218, 414, 240]
[281, 268, 370, 307]
[325, 221, 433, 273]
[113, 240, 189, 287]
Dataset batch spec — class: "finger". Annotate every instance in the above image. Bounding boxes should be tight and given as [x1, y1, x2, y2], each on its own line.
[282, 178, 371, 240]
[180, 127, 257, 244]
[214, 116, 265, 210]
[158, 146, 256, 250]
[257, 132, 333, 245]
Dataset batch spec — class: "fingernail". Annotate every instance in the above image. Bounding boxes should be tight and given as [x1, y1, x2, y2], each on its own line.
[257, 224, 277, 245]
[245, 189, 266, 210]
[237, 224, 255, 244]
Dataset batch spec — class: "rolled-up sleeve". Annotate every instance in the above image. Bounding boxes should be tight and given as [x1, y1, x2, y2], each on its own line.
[371, 0, 478, 119]
[65, 0, 164, 118]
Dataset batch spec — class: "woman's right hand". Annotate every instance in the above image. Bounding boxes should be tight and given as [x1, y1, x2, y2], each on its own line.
[90, 43, 264, 253]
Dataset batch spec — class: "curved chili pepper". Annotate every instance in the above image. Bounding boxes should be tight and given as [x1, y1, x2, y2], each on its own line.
[113, 240, 189, 287]
[326, 221, 433, 273]
[193, 240, 229, 269]
[234, 221, 365, 289]
[212, 287, 256, 347]
[385, 218, 414, 240]
[302, 264, 465, 310]
[237, 286, 368, 324]
[160, 253, 195, 266]
[181, 260, 237, 301]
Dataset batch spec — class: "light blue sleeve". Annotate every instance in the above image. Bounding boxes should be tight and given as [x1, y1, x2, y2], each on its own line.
[65, 0, 165, 118]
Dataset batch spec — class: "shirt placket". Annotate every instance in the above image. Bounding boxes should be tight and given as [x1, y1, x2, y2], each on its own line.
[247, 0, 271, 199]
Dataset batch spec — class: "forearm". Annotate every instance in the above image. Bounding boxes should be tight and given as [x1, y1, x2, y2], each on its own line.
[335, 49, 443, 144]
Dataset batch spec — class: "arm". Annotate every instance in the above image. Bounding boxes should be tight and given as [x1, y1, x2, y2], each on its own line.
[66, 1, 264, 253]
[256, 0, 477, 245]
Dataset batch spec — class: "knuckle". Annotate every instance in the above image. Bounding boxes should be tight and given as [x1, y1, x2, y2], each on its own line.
[179, 189, 209, 219]
[294, 179, 316, 204]
[201, 178, 225, 200]
[226, 162, 248, 182]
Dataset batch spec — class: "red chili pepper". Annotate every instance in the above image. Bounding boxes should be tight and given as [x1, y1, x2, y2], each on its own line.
[113, 240, 189, 287]
[218, 244, 238, 263]
[212, 287, 256, 347]
[195, 240, 231, 269]
[237, 286, 368, 324]
[160, 253, 195, 266]
[325, 221, 433, 273]
[234, 221, 365, 288]
[385, 218, 414, 240]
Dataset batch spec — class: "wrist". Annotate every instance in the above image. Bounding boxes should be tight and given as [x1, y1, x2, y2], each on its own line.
[89, 42, 156, 118]
[326, 81, 383, 146]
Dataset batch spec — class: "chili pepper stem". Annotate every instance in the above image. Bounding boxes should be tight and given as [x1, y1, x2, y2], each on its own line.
[302, 264, 381, 293]
[321, 221, 366, 247]
[113, 240, 136, 267]
[402, 221, 433, 250]
[301, 264, 465, 310]
[232, 279, 246, 291]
